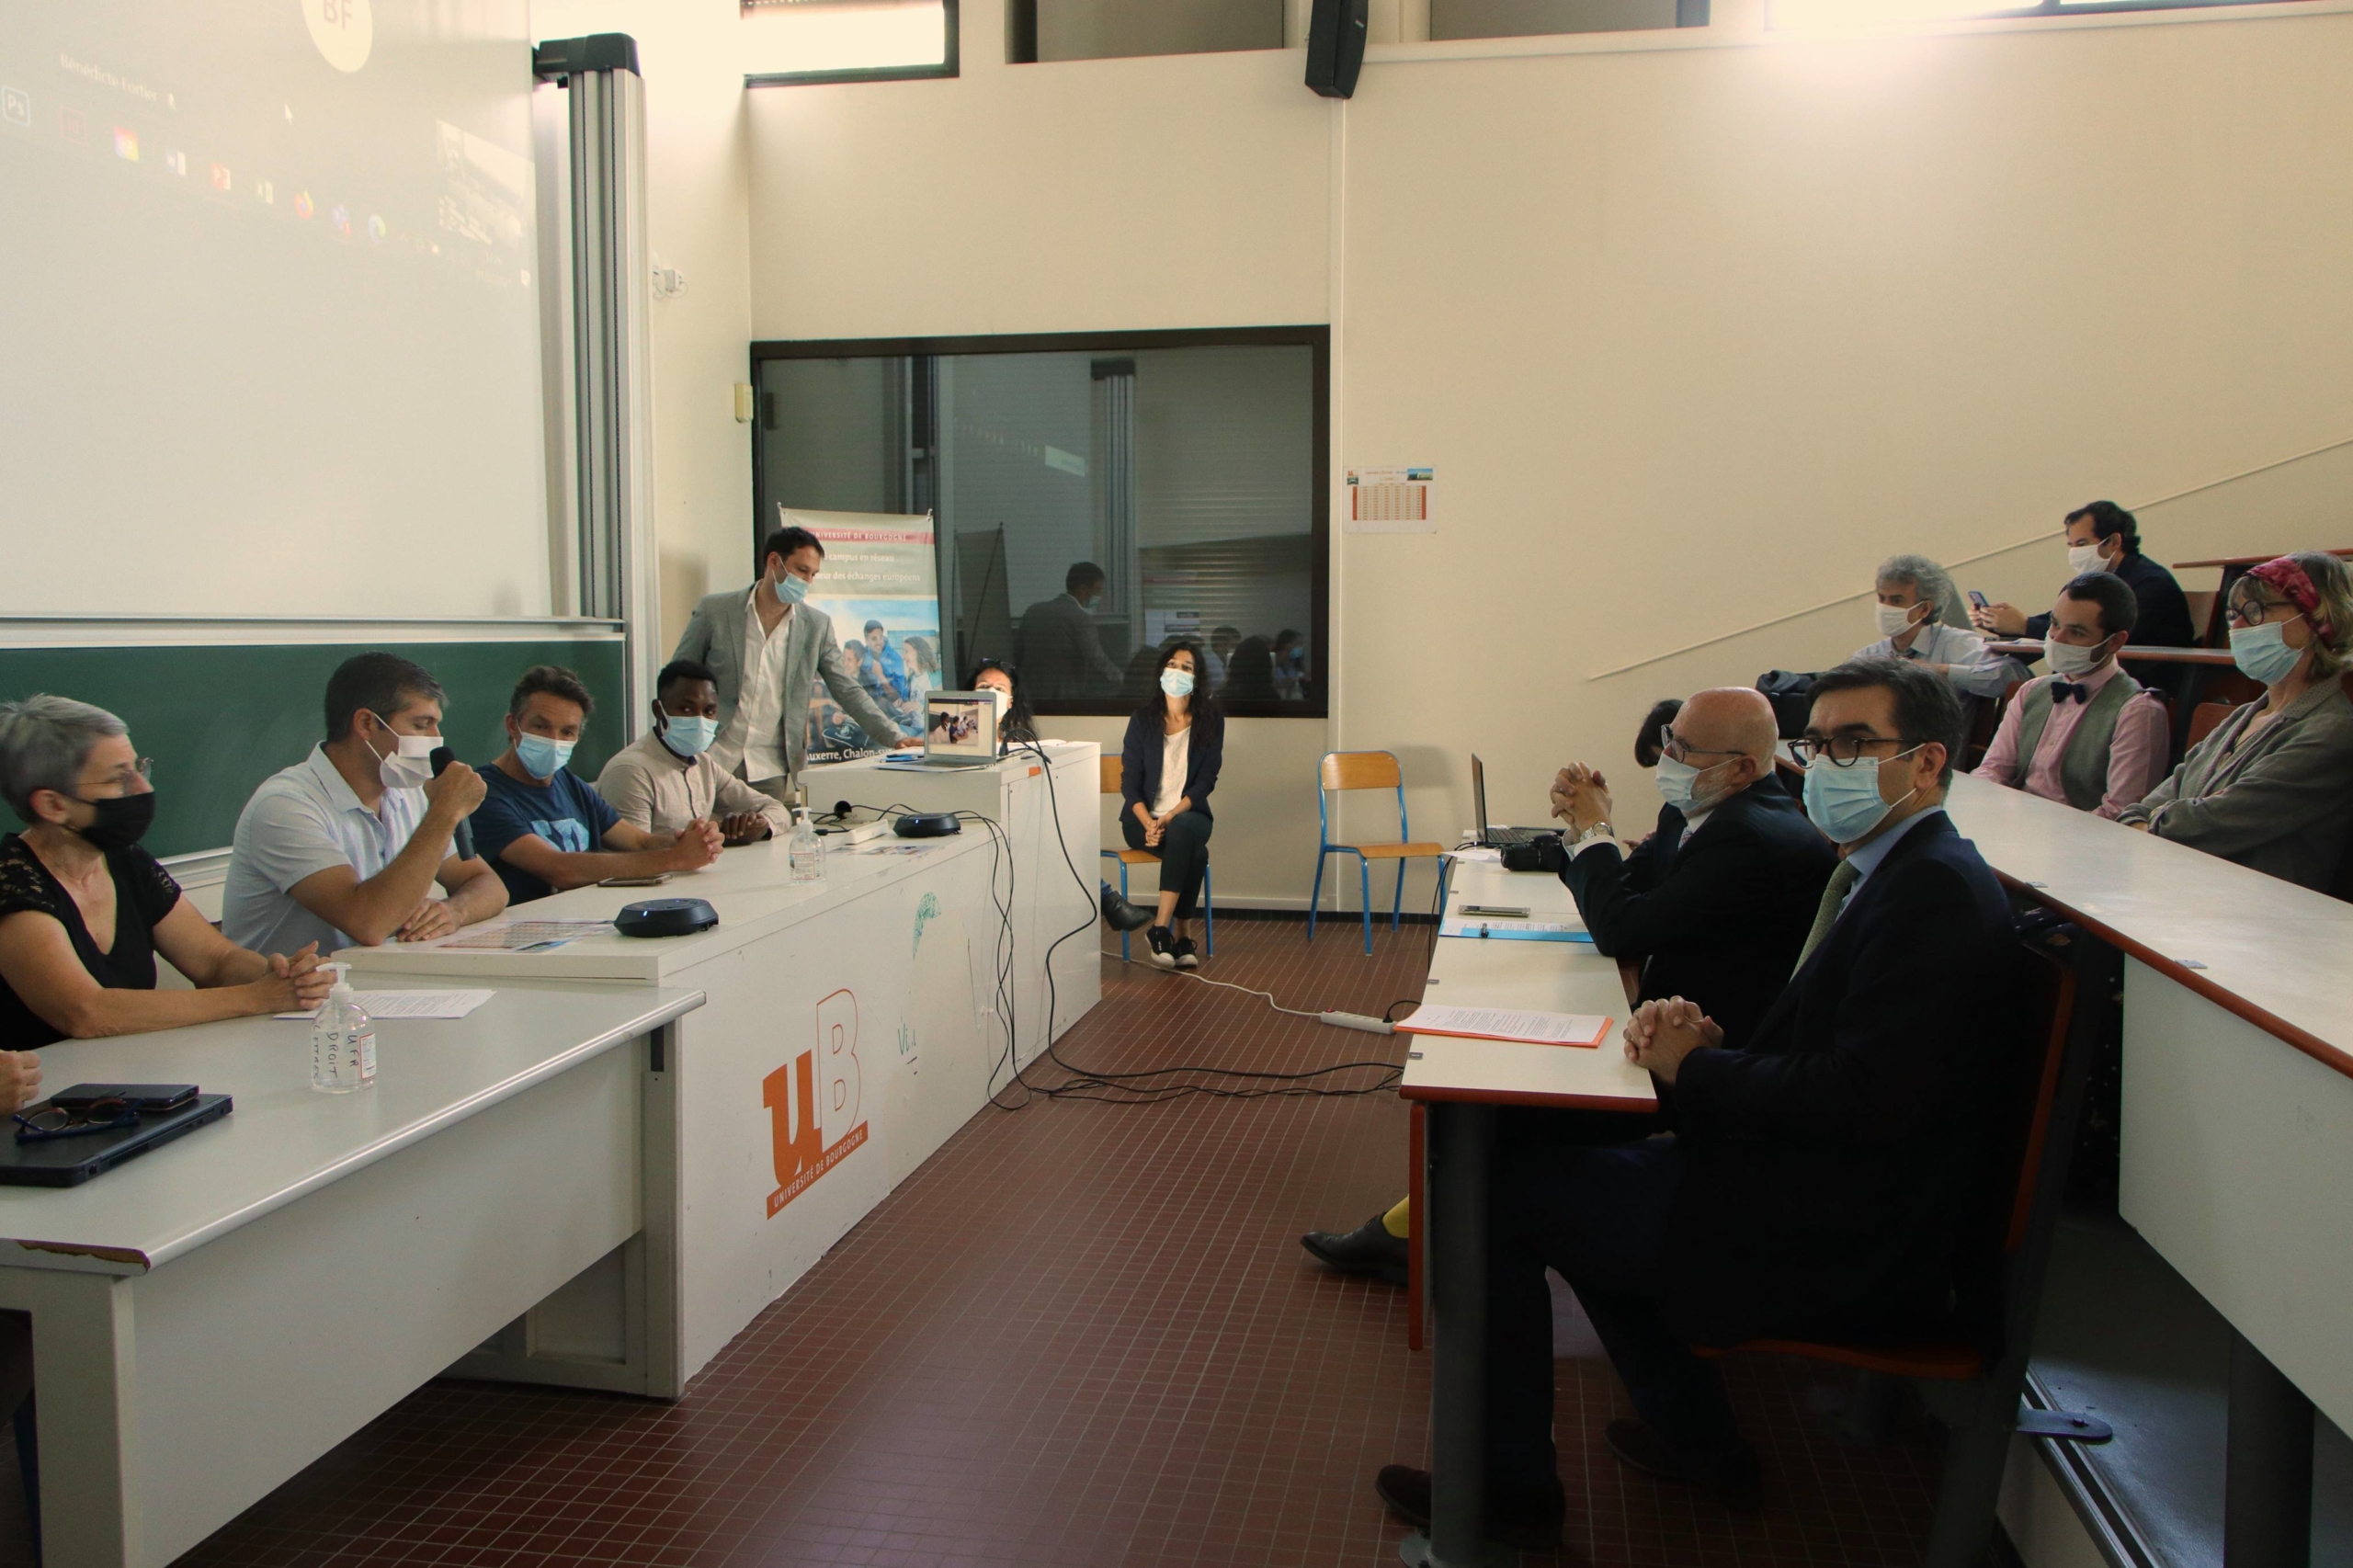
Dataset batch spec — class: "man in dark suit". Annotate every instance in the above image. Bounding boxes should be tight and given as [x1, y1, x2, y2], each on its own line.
[1300, 688, 1834, 1286]
[1551, 687, 1835, 1052]
[1016, 562, 1124, 700]
[1972, 502, 2199, 703]
[1374, 658, 2019, 1551]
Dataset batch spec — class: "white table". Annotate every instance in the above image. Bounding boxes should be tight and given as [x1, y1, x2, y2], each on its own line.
[342, 824, 1085, 1379]
[1399, 857, 1655, 1568]
[806, 739, 1101, 1056]
[0, 982, 704, 1568]
[1947, 776, 2353, 1568]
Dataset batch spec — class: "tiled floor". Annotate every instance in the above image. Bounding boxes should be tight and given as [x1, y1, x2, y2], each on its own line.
[0, 917, 1945, 1568]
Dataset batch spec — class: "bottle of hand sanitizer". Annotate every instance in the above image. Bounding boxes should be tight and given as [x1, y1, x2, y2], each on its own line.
[790, 805, 825, 884]
[310, 962, 377, 1094]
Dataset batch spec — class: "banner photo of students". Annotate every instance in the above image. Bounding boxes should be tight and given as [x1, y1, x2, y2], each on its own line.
[778, 507, 944, 766]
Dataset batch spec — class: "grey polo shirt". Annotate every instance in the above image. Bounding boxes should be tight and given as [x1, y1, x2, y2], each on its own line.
[222, 745, 429, 955]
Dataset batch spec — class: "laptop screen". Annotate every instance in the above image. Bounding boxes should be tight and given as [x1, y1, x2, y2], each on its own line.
[925, 691, 999, 760]
[1472, 753, 1491, 837]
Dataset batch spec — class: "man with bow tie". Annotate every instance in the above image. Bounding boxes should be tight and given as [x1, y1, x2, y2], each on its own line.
[1972, 572, 2169, 818]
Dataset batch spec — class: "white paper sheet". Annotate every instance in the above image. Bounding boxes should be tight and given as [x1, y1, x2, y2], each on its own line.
[1396, 1005, 1612, 1047]
[426, 919, 616, 951]
[278, 989, 495, 1021]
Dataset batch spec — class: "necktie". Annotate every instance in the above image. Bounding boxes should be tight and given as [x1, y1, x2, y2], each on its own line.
[1793, 858, 1862, 976]
[2050, 681, 2090, 704]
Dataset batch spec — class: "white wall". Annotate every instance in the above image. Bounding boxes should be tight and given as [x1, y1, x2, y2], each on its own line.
[605, 0, 2353, 910]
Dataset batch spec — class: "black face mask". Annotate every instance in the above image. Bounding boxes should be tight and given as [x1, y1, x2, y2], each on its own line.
[73, 791, 156, 853]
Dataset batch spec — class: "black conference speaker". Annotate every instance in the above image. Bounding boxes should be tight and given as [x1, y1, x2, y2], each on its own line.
[1305, 0, 1368, 99]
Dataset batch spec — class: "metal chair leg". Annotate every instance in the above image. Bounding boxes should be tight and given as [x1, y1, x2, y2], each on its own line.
[1920, 1379, 2014, 1568]
[1203, 864, 1214, 956]
[1119, 861, 1131, 963]
[1358, 855, 1372, 957]
[1309, 848, 1325, 941]
[1392, 861, 1407, 931]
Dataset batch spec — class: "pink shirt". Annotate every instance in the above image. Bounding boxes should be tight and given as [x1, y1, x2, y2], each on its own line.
[1972, 661, 2169, 821]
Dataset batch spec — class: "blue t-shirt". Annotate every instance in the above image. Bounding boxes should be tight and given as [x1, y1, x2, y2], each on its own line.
[473, 764, 621, 905]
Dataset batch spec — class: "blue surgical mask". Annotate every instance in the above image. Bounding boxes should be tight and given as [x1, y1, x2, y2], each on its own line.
[1160, 668, 1195, 699]
[2229, 619, 2304, 687]
[1802, 745, 1922, 846]
[659, 712, 719, 758]
[772, 571, 810, 607]
[1653, 755, 1708, 814]
[516, 733, 574, 779]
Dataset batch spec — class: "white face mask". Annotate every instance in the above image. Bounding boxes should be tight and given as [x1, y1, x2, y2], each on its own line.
[2046, 635, 2109, 678]
[366, 714, 437, 789]
[1875, 602, 1924, 639]
[2066, 541, 2107, 577]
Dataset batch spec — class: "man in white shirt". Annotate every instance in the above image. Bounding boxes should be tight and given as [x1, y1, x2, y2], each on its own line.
[1857, 554, 2029, 700]
[222, 653, 507, 954]
[669, 525, 922, 807]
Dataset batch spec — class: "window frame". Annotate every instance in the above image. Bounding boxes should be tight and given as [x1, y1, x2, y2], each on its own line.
[748, 324, 1334, 722]
[1772, 0, 2307, 20]
[741, 0, 961, 90]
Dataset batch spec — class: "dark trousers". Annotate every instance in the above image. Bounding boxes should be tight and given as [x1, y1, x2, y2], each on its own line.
[1120, 810, 1211, 919]
[1483, 1131, 1743, 1493]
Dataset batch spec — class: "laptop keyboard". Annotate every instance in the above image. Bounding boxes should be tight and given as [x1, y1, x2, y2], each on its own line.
[1483, 825, 1555, 847]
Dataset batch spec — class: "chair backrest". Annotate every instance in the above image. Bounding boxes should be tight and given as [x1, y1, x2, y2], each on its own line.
[1999, 940, 2077, 1256]
[2185, 699, 2238, 752]
[2184, 588, 2220, 647]
[1321, 750, 1401, 792]
[1099, 756, 1122, 795]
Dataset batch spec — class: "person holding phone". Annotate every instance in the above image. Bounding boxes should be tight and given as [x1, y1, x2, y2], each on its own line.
[1970, 502, 2197, 650]
[0, 696, 335, 1049]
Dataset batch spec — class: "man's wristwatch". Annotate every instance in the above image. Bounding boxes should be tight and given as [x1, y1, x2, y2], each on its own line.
[1573, 822, 1614, 850]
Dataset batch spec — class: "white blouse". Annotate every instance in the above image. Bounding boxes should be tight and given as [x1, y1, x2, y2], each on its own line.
[1153, 725, 1190, 818]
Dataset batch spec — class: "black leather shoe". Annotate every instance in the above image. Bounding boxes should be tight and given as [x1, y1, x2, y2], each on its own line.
[1373, 1464, 1565, 1551]
[1100, 884, 1154, 932]
[1300, 1213, 1408, 1286]
[1604, 1418, 1764, 1512]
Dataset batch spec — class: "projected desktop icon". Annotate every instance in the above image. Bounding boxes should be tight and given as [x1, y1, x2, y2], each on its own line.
[367, 214, 385, 243]
[61, 108, 85, 145]
[112, 127, 138, 162]
[256, 180, 275, 205]
[293, 190, 313, 219]
[330, 204, 352, 239]
[164, 149, 186, 176]
[209, 163, 232, 192]
[1, 88, 28, 130]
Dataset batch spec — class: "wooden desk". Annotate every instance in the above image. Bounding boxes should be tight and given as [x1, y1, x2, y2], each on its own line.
[0, 982, 704, 1568]
[1397, 858, 1654, 1568]
[1949, 777, 2353, 1568]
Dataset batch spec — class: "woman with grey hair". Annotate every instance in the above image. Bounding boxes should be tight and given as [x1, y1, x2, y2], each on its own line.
[0, 695, 335, 1048]
[1857, 554, 2029, 699]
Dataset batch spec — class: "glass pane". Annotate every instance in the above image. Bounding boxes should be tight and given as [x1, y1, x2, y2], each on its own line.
[1432, 0, 1680, 40]
[740, 1, 949, 77]
[938, 344, 1317, 708]
[1034, 0, 1284, 62]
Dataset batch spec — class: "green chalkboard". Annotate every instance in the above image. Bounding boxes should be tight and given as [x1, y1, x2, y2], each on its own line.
[0, 639, 627, 859]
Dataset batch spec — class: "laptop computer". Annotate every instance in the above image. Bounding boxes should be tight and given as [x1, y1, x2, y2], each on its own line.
[877, 690, 1001, 771]
[1472, 754, 1560, 848]
[0, 1094, 233, 1187]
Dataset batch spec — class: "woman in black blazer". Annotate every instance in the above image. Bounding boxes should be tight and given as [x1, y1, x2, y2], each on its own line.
[1120, 641, 1223, 969]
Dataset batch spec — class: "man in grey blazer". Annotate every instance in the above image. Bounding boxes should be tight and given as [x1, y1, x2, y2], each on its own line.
[671, 525, 921, 807]
[1017, 562, 1125, 701]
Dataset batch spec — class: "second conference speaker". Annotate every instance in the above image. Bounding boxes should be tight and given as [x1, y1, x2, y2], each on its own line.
[1305, 0, 1367, 99]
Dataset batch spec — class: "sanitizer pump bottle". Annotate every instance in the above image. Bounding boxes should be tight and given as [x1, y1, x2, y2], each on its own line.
[310, 962, 377, 1094]
[790, 804, 824, 884]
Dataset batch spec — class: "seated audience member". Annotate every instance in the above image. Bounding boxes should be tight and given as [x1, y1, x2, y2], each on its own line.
[1302, 690, 1834, 1288]
[1272, 631, 1309, 701]
[1859, 554, 2027, 699]
[1631, 697, 1684, 771]
[1205, 626, 1240, 691]
[0, 697, 334, 1046]
[2116, 552, 2353, 889]
[1972, 501, 2198, 650]
[473, 665, 724, 905]
[1972, 573, 2167, 819]
[1120, 642, 1222, 971]
[597, 660, 790, 846]
[224, 653, 506, 952]
[969, 657, 1038, 744]
[1224, 636, 1278, 701]
[1017, 562, 1125, 699]
[1374, 658, 2018, 1543]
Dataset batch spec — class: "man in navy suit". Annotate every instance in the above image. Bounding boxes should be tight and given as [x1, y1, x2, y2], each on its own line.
[1375, 658, 2019, 1551]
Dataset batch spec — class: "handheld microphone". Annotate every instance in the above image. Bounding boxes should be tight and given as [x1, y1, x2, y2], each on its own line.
[427, 746, 477, 861]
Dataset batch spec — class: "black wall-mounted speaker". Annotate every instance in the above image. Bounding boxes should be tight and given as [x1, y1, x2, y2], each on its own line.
[1304, 0, 1368, 99]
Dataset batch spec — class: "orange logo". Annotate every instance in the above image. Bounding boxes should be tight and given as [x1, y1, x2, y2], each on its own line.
[762, 988, 867, 1217]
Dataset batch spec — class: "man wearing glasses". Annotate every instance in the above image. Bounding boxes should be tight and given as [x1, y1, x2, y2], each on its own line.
[1374, 658, 2017, 1548]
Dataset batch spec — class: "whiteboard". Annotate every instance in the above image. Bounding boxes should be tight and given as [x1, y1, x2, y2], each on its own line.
[0, 0, 551, 620]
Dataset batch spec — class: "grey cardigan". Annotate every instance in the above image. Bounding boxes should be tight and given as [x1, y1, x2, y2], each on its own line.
[2116, 678, 2353, 891]
[671, 586, 909, 784]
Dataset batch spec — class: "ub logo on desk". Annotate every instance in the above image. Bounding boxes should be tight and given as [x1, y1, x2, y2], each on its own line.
[761, 988, 869, 1218]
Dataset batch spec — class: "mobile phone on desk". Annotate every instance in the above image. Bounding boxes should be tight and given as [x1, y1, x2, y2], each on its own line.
[52, 1085, 198, 1112]
[600, 872, 672, 888]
